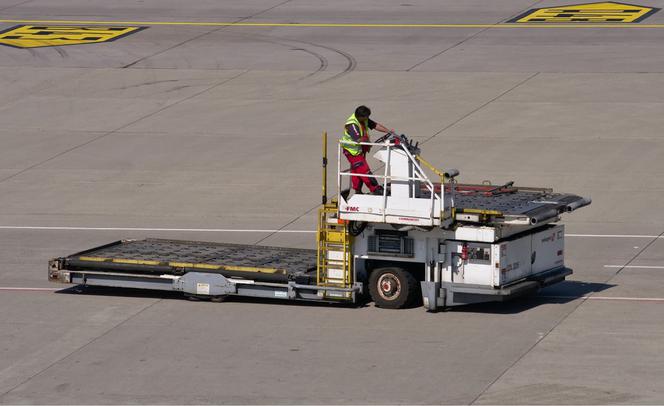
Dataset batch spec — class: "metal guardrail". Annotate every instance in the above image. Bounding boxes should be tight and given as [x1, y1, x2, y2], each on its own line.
[337, 139, 444, 221]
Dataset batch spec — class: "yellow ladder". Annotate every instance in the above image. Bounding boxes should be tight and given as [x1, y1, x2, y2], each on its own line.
[317, 201, 353, 300]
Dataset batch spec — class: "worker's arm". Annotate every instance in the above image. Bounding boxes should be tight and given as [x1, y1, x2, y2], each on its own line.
[368, 119, 394, 134]
[345, 124, 362, 141]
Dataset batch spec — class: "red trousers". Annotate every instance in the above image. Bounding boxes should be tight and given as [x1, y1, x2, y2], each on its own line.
[344, 150, 380, 193]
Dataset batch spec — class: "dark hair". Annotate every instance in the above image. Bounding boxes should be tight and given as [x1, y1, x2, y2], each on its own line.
[355, 105, 371, 118]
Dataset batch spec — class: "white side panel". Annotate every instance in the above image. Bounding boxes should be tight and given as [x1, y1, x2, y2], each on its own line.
[454, 226, 497, 243]
[462, 243, 494, 286]
[531, 225, 565, 273]
[341, 194, 440, 226]
[339, 211, 438, 226]
[447, 242, 493, 286]
[385, 197, 437, 217]
[492, 244, 501, 286]
[341, 194, 385, 215]
[497, 235, 532, 285]
[375, 148, 410, 199]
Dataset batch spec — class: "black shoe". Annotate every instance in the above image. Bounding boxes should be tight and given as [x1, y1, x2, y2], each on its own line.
[353, 189, 364, 195]
[372, 187, 384, 196]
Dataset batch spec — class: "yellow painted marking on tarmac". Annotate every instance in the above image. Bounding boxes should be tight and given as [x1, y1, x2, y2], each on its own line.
[509, 2, 659, 23]
[1, 19, 664, 28]
[78, 256, 109, 262]
[0, 25, 145, 48]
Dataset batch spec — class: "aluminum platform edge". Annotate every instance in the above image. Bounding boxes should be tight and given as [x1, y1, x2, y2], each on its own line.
[48, 258, 363, 304]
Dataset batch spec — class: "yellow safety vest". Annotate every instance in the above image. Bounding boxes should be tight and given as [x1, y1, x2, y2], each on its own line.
[341, 114, 368, 156]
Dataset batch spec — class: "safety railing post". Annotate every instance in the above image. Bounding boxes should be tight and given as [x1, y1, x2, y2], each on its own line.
[322, 131, 327, 205]
[337, 142, 342, 201]
[383, 145, 390, 222]
[401, 144, 436, 224]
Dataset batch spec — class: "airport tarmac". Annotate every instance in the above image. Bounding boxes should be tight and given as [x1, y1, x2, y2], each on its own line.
[1, 0, 663, 404]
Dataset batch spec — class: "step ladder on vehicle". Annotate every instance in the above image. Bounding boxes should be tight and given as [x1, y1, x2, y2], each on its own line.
[316, 201, 353, 300]
[316, 132, 353, 300]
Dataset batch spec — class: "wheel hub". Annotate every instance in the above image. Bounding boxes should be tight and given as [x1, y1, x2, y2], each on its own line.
[377, 273, 401, 301]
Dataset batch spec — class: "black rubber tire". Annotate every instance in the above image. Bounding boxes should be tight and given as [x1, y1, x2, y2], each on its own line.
[349, 221, 367, 236]
[369, 267, 419, 309]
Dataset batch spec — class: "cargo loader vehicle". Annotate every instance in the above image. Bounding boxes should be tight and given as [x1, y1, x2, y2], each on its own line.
[49, 132, 591, 310]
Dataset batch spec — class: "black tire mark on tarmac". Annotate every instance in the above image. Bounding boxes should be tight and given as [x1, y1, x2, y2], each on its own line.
[250, 40, 357, 245]
[258, 34, 357, 83]
[236, 33, 329, 80]
[307, 40, 356, 84]
[236, 33, 356, 84]
[294, 47, 329, 79]
[54, 46, 67, 58]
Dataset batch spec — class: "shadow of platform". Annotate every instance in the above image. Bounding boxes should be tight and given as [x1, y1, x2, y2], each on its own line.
[54, 284, 365, 309]
[53, 280, 613, 313]
[450, 280, 615, 314]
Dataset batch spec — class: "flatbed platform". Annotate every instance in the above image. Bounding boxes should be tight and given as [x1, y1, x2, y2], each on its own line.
[50, 239, 318, 285]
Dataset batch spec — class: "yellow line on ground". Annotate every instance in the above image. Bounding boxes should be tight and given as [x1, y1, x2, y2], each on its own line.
[1, 19, 664, 28]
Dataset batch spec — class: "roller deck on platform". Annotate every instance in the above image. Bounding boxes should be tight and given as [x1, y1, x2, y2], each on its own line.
[443, 183, 591, 226]
[51, 238, 318, 284]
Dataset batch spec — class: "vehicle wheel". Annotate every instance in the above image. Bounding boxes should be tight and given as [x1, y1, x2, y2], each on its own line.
[349, 221, 367, 236]
[185, 294, 226, 302]
[210, 295, 227, 303]
[369, 267, 419, 309]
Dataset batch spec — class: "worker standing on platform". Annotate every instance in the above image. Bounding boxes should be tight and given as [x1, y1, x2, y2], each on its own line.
[341, 106, 393, 196]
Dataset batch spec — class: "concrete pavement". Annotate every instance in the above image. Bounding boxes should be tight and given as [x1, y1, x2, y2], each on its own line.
[1, 0, 663, 404]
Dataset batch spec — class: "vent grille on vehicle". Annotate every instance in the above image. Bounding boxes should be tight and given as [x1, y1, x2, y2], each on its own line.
[367, 230, 414, 257]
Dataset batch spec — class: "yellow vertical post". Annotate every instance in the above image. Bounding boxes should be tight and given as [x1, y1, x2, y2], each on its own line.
[322, 131, 328, 205]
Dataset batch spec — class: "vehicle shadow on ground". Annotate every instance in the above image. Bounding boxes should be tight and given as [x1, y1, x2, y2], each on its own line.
[449, 280, 615, 315]
[54, 285, 367, 309]
[54, 280, 612, 313]
[55, 285, 183, 300]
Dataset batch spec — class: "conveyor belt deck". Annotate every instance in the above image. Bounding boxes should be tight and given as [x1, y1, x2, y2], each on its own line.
[63, 239, 317, 282]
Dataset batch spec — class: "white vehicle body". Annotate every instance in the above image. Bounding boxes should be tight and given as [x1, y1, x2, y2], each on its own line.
[48, 132, 589, 311]
[334, 135, 585, 309]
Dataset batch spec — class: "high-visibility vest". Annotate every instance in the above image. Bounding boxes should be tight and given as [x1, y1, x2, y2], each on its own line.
[341, 114, 368, 156]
